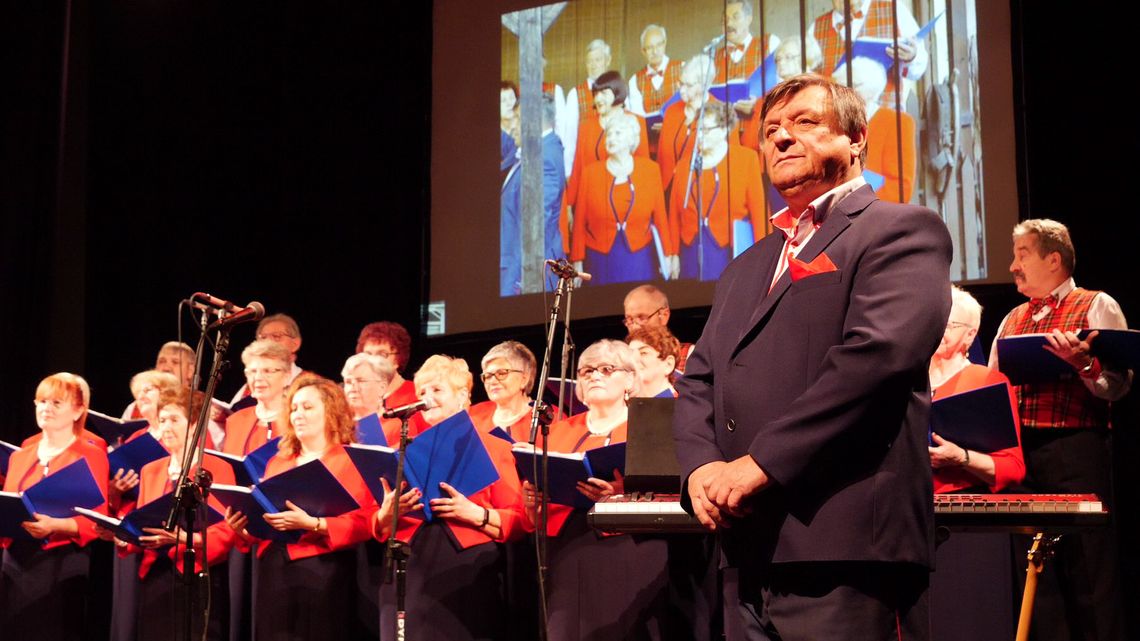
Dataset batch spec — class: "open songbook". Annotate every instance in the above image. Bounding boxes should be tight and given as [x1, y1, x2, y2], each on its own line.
[513, 442, 627, 509]
[0, 458, 105, 539]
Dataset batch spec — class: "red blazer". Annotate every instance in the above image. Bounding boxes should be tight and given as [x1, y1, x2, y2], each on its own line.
[525, 412, 628, 537]
[565, 112, 650, 209]
[3, 437, 110, 550]
[669, 144, 769, 249]
[383, 378, 427, 435]
[571, 157, 672, 260]
[376, 410, 527, 549]
[467, 400, 532, 444]
[23, 427, 107, 452]
[110, 427, 170, 517]
[248, 444, 377, 561]
[123, 453, 237, 577]
[658, 99, 743, 192]
[222, 406, 282, 457]
[931, 364, 1025, 493]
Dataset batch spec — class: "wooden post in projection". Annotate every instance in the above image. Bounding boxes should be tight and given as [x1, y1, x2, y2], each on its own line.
[502, 3, 565, 294]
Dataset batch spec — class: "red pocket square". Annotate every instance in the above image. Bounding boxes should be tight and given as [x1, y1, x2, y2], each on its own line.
[787, 252, 838, 282]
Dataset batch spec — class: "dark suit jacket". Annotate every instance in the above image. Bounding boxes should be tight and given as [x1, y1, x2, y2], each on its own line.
[673, 185, 952, 574]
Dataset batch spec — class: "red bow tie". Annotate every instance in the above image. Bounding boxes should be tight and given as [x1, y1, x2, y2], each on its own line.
[1028, 294, 1058, 316]
[837, 10, 865, 27]
[646, 67, 662, 78]
[729, 43, 746, 55]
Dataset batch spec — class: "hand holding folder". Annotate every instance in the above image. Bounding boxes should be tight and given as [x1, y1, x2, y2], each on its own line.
[0, 459, 105, 539]
[513, 442, 627, 509]
[929, 382, 1019, 454]
[75, 492, 224, 546]
[211, 458, 360, 543]
[345, 410, 500, 521]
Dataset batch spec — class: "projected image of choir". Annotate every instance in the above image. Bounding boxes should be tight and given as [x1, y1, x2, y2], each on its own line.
[501, 0, 992, 288]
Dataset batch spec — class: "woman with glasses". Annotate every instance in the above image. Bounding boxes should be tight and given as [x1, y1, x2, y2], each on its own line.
[669, 102, 768, 281]
[375, 354, 526, 641]
[520, 339, 669, 641]
[1, 373, 110, 639]
[570, 112, 675, 286]
[928, 286, 1024, 493]
[355, 321, 418, 411]
[121, 386, 237, 640]
[469, 341, 538, 443]
[220, 339, 293, 641]
[342, 352, 397, 422]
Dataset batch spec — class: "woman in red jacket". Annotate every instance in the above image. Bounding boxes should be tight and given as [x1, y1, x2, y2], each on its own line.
[224, 373, 378, 641]
[1, 373, 110, 639]
[374, 354, 527, 641]
[121, 386, 237, 640]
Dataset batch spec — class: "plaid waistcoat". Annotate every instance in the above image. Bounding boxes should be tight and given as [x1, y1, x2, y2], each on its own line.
[814, 0, 904, 107]
[635, 59, 683, 114]
[713, 36, 768, 84]
[998, 288, 1109, 429]
[576, 80, 594, 122]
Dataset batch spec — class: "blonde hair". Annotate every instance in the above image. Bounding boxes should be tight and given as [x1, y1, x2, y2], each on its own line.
[413, 355, 473, 410]
[129, 370, 181, 399]
[241, 339, 292, 365]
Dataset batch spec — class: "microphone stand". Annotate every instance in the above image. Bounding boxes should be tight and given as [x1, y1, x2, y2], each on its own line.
[166, 305, 233, 641]
[383, 412, 414, 641]
[682, 45, 717, 282]
[527, 260, 578, 641]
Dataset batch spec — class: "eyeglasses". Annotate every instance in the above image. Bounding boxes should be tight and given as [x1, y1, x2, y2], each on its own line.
[244, 367, 286, 378]
[257, 331, 294, 341]
[343, 377, 382, 388]
[623, 306, 666, 327]
[577, 364, 631, 379]
[368, 349, 396, 360]
[480, 369, 522, 383]
[945, 321, 973, 331]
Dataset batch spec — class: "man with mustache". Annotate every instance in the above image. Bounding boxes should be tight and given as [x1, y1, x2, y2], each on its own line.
[988, 219, 1130, 641]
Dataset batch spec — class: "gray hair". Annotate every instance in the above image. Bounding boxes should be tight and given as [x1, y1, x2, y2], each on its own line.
[586, 39, 612, 60]
[1013, 219, 1076, 274]
[577, 339, 642, 402]
[681, 53, 716, 87]
[950, 285, 982, 330]
[341, 352, 396, 385]
[241, 339, 292, 366]
[481, 340, 538, 394]
[640, 24, 666, 47]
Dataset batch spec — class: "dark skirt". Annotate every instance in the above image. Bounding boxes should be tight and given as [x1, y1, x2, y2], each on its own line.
[254, 543, 358, 641]
[110, 548, 141, 641]
[546, 510, 669, 641]
[137, 554, 230, 641]
[1, 541, 92, 641]
[584, 231, 657, 286]
[679, 230, 731, 281]
[228, 548, 255, 641]
[380, 521, 507, 641]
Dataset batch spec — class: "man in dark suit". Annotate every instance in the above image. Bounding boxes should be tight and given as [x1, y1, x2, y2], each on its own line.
[673, 74, 952, 640]
[501, 92, 566, 296]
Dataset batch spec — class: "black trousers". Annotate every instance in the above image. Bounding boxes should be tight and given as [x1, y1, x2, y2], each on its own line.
[254, 544, 359, 641]
[729, 561, 931, 641]
[137, 554, 229, 641]
[1016, 429, 1125, 641]
[1, 541, 92, 641]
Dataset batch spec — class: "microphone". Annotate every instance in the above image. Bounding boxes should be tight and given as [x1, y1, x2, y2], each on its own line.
[188, 292, 242, 312]
[382, 398, 436, 419]
[545, 259, 592, 282]
[205, 301, 265, 332]
[703, 33, 725, 52]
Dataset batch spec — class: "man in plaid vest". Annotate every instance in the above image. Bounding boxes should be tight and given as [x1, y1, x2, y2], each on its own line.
[988, 219, 1130, 641]
[564, 39, 612, 179]
[813, 0, 927, 108]
[627, 24, 683, 119]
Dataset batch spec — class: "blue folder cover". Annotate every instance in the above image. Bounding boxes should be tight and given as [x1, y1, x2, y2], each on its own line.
[0, 458, 105, 539]
[212, 458, 361, 543]
[345, 411, 500, 521]
[488, 427, 515, 444]
[996, 334, 1078, 385]
[86, 410, 149, 444]
[75, 493, 224, 546]
[108, 433, 168, 475]
[832, 15, 942, 73]
[355, 413, 388, 446]
[206, 437, 281, 487]
[513, 441, 627, 509]
[1087, 328, 1140, 370]
[0, 440, 17, 477]
[929, 382, 1019, 453]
